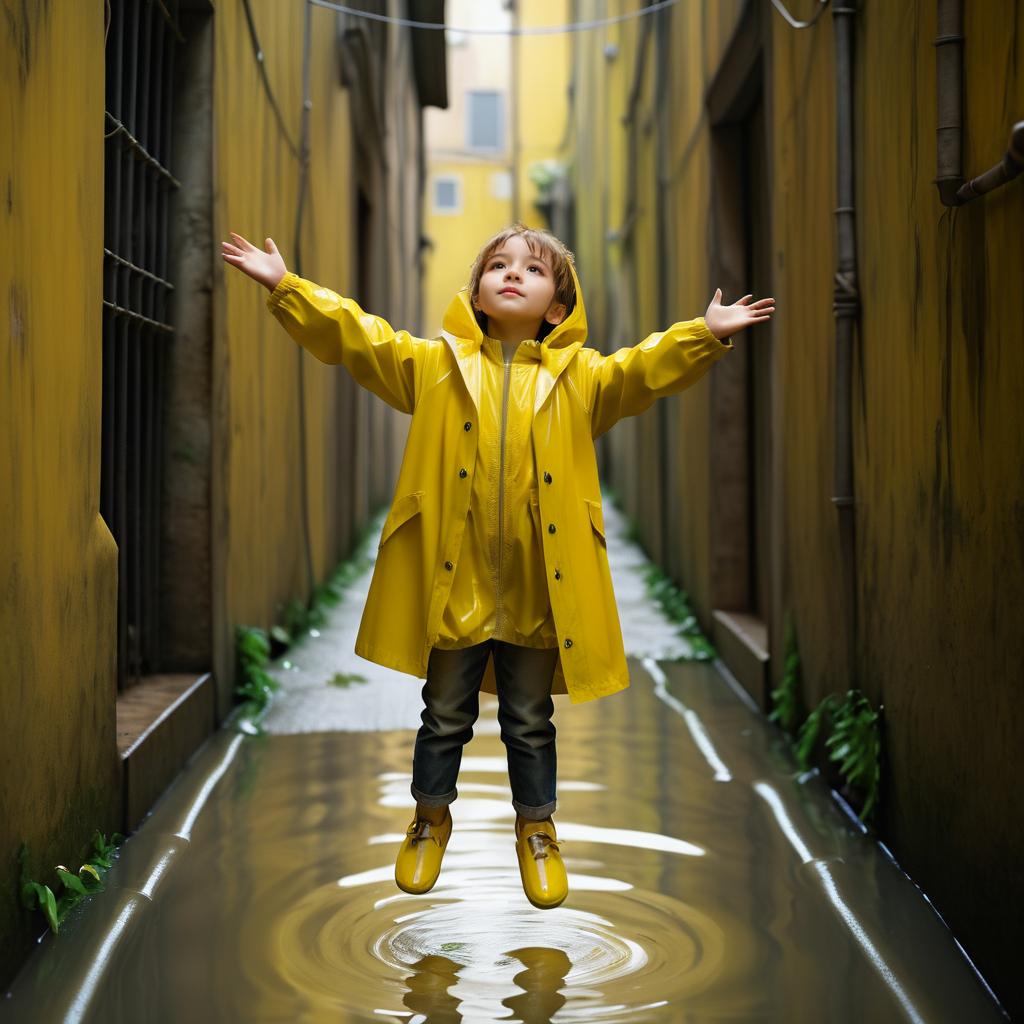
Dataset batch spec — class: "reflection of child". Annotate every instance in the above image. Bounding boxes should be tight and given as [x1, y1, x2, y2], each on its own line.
[222, 224, 774, 909]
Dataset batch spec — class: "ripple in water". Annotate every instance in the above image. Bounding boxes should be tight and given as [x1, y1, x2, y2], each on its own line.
[272, 825, 726, 1023]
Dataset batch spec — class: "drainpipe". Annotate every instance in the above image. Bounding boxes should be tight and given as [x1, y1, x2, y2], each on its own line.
[831, 0, 858, 512]
[935, 0, 1024, 205]
[831, 1, 859, 683]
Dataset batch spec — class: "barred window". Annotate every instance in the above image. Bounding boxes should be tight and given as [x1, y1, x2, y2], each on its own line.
[102, 0, 182, 689]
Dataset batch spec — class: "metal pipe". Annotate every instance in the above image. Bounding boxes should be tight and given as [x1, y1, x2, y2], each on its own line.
[957, 121, 1024, 201]
[831, 0, 860, 698]
[831, 0, 858, 510]
[934, 0, 963, 206]
[936, 0, 1022, 206]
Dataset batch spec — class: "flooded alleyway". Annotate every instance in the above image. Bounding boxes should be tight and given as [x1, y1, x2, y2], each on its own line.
[1, 499, 1006, 1023]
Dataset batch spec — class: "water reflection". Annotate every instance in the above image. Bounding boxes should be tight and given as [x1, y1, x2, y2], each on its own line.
[400, 947, 572, 1024]
[402, 954, 463, 1022]
[501, 947, 571, 1022]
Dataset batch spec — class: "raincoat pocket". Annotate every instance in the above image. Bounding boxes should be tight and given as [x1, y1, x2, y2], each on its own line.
[379, 490, 425, 548]
[585, 498, 606, 548]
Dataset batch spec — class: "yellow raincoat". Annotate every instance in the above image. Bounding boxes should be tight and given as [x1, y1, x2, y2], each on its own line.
[266, 264, 733, 703]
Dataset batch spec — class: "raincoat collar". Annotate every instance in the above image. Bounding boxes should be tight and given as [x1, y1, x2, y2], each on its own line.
[439, 262, 588, 416]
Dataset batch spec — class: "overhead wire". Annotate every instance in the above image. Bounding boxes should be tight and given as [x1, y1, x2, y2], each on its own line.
[308, 0, 679, 36]
[770, 0, 830, 30]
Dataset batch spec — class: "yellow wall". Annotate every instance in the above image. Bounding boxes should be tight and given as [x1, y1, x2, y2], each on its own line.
[512, 0, 571, 224]
[0, 0, 121, 972]
[424, 161, 513, 335]
[1, 0, 426, 984]
[212, 0, 424, 704]
[568, 0, 1024, 1013]
[422, 0, 571, 338]
[423, 0, 513, 335]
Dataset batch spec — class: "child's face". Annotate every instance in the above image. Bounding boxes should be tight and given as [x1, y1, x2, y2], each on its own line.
[474, 235, 567, 331]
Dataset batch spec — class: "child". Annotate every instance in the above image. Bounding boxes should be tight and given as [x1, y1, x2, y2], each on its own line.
[222, 224, 774, 909]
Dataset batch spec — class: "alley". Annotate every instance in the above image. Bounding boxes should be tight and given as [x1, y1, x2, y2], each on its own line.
[0, 497, 1004, 1023]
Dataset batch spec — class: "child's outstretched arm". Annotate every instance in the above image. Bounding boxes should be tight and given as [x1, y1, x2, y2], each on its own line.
[584, 289, 774, 439]
[221, 231, 427, 414]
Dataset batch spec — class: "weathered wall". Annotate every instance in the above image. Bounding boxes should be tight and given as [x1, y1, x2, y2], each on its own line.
[774, 1, 1024, 1010]
[850, 2, 1023, 1010]
[1, 0, 428, 990]
[211, 0, 423, 715]
[569, 0, 1024, 1013]
[0, 0, 121, 981]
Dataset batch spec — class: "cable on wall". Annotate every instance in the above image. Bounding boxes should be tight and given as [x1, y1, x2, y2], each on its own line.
[241, 0, 301, 158]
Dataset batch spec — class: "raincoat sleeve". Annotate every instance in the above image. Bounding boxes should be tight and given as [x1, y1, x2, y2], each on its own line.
[265, 271, 428, 414]
[585, 317, 733, 439]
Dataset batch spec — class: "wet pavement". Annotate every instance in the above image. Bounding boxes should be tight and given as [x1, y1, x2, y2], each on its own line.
[1, 499, 1008, 1022]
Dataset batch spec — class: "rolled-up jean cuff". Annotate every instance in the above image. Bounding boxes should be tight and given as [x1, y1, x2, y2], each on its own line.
[411, 782, 458, 807]
[513, 797, 557, 820]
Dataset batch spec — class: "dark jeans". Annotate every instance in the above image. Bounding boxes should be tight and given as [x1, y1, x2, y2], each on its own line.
[411, 639, 560, 820]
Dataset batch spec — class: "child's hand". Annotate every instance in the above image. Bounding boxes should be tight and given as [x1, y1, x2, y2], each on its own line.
[221, 232, 288, 292]
[704, 288, 775, 341]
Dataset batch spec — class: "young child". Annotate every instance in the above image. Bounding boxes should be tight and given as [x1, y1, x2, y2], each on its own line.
[222, 223, 774, 910]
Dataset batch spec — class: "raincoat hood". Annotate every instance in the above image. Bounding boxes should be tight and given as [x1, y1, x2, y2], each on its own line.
[441, 261, 588, 352]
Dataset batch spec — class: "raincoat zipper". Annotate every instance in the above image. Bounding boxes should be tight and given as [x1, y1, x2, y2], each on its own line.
[495, 347, 513, 632]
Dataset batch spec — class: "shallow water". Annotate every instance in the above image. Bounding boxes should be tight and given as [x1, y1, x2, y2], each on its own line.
[2, 501, 1008, 1021]
[1, 657, 1007, 1022]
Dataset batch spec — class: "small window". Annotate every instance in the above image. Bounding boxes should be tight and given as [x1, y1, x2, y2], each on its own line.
[467, 90, 503, 151]
[433, 175, 462, 214]
[490, 171, 512, 199]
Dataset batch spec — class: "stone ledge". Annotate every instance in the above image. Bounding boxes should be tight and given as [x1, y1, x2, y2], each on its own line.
[116, 673, 216, 833]
[711, 609, 770, 708]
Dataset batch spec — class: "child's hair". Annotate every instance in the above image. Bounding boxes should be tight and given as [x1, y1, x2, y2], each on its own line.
[467, 222, 577, 342]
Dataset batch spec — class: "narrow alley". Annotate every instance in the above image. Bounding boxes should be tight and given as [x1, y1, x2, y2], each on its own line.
[4, 0, 1022, 1020]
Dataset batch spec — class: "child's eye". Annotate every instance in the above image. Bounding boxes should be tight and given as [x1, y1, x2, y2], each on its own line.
[528, 265, 543, 273]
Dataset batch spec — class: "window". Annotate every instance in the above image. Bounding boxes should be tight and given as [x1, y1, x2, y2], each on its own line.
[433, 175, 462, 214]
[102, 0, 182, 689]
[466, 90, 503, 151]
[490, 171, 512, 199]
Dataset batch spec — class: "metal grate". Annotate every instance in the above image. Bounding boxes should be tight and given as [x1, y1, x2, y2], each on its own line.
[102, 0, 182, 690]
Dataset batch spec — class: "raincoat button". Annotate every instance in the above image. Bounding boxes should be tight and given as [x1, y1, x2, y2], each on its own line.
[548, 523, 556, 534]
[464, 421, 472, 431]
[459, 468, 468, 478]
[563, 638, 573, 648]
[554, 569, 561, 580]
[444, 560, 453, 570]
[543, 472, 552, 484]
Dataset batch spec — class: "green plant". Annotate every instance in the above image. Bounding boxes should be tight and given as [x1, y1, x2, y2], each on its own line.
[794, 689, 882, 826]
[641, 565, 717, 661]
[230, 508, 385, 733]
[19, 831, 125, 934]
[794, 693, 838, 769]
[768, 617, 802, 734]
[233, 625, 281, 734]
[826, 690, 882, 822]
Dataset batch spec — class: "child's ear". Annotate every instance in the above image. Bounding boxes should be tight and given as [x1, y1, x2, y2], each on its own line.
[545, 303, 568, 325]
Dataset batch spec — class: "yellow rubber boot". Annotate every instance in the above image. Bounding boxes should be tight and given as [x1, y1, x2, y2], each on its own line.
[395, 807, 453, 894]
[515, 817, 568, 909]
